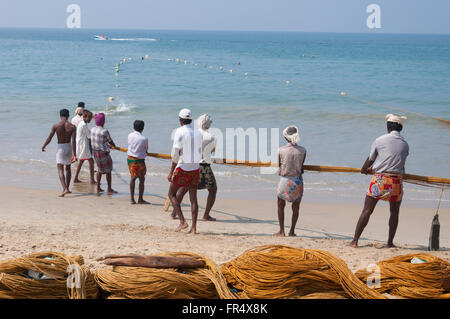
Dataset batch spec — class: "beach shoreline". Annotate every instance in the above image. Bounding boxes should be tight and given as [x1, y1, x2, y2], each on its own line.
[1, 185, 448, 272]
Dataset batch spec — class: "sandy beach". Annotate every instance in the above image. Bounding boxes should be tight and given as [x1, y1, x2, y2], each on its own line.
[1, 185, 448, 272]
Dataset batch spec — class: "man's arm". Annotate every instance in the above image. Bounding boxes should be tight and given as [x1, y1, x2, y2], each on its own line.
[71, 125, 76, 161]
[361, 156, 375, 175]
[107, 131, 116, 148]
[42, 125, 56, 152]
[168, 147, 180, 182]
[301, 152, 307, 175]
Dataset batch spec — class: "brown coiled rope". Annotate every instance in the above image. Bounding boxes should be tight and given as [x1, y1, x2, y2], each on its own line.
[94, 252, 238, 299]
[355, 253, 450, 299]
[220, 245, 385, 299]
[0, 251, 98, 299]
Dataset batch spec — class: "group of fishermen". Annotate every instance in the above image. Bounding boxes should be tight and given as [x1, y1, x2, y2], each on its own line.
[42, 103, 409, 246]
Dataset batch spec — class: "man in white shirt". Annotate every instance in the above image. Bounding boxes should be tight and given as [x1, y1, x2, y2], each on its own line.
[71, 102, 85, 127]
[73, 110, 96, 184]
[167, 108, 203, 234]
[171, 113, 218, 221]
[127, 120, 149, 205]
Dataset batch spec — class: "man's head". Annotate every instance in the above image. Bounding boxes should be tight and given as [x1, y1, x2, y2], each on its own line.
[385, 114, 406, 133]
[76, 102, 85, 115]
[178, 108, 192, 126]
[94, 113, 106, 127]
[198, 113, 212, 130]
[134, 120, 145, 133]
[82, 110, 93, 123]
[60, 108, 70, 119]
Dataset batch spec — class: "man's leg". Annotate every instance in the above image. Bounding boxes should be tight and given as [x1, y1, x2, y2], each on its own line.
[202, 187, 217, 221]
[106, 172, 117, 194]
[188, 187, 199, 234]
[137, 177, 149, 204]
[96, 172, 104, 193]
[65, 165, 72, 193]
[88, 159, 96, 184]
[289, 200, 301, 237]
[130, 176, 137, 204]
[57, 164, 68, 197]
[169, 183, 188, 231]
[274, 197, 286, 236]
[74, 160, 84, 183]
[171, 187, 188, 219]
[349, 196, 379, 247]
[387, 200, 401, 248]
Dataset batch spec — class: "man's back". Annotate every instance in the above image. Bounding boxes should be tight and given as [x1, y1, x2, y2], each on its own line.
[370, 131, 409, 174]
[55, 121, 75, 144]
[173, 124, 202, 171]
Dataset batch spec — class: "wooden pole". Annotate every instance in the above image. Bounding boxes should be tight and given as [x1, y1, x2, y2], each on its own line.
[103, 255, 205, 269]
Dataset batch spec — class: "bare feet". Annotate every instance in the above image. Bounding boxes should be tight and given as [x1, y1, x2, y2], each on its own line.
[386, 243, 397, 248]
[74, 179, 82, 183]
[107, 189, 118, 195]
[202, 215, 216, 221]
[348, 241, 358, 248]
[137, 199, 151, 205]
[288, 232, 296, 237]
[97, 187, 104, 194]
[175, 222, 189, 232]
[59, 189, 70, 197]
[188, 228, 197, 234]
[273, 231, 285, 237]
[131, 199, 136, 205]
[171, 211, 178, 219]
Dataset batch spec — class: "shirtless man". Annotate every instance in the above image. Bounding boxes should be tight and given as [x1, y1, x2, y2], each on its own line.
[42, 109, 77, 197]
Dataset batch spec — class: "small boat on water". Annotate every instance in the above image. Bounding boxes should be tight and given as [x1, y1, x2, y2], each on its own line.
[94, 35, 108, 40]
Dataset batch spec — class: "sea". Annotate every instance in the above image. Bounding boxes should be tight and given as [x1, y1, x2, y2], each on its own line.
[0, 28, 449, 207]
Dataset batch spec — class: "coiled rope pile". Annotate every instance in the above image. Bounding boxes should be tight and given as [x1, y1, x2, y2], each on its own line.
[355, 253, 450, 299]
[0, 252, 98, 299]
[220, 245, 385, 299]
[94, 252, 238, 299]
[1, 247, 449, 299]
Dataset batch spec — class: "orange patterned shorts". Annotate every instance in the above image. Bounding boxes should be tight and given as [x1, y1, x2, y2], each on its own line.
[367, 173, 403, 202]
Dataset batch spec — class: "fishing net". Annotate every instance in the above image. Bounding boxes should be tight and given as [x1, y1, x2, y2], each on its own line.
[220, 245, 385, 299]
[0, 251, 98, 299]
[94, 252, 238, 299]
[355, 253, 450, 299]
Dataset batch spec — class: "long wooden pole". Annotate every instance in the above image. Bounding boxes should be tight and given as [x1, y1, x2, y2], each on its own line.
[112, 146, 450, 185]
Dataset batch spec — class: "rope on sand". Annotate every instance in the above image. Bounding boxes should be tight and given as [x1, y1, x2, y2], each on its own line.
[220, 245, 385, 299]
[1, 247, 449, 299]
[0, 252, 98, 299]
[355, 253, 450, 299]
[94, 252, 238, 299]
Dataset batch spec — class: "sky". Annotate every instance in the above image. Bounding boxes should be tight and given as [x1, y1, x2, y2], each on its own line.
[1, 0, 449, 34]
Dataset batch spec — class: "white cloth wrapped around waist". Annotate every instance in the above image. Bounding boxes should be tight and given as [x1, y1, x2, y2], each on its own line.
[56, 143, 72, 165]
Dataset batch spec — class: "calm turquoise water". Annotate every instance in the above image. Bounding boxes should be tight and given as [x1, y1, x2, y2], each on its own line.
[0, 28, 448, 206]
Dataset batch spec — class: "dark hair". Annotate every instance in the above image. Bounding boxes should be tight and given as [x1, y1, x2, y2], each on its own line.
[134, 120, 145, 132]
[387, 121, 402, 132]
[181, 118, 192, 125]
[60, 109, 69, 118]
[82, 109, 92, 116]
[78, 102, 85, 108]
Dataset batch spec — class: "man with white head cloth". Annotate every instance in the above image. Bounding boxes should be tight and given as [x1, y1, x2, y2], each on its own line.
[171, 114, 218, 221]
[349, 114, 409, 248]
[275, 125, 307, 237]
[71, 102, 85, 127]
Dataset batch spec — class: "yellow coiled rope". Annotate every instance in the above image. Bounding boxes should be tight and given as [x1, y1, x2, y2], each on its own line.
[0, 252, 98, 299]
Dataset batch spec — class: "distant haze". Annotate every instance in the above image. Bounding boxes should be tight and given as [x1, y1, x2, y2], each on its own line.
[1, 0, 450, 34]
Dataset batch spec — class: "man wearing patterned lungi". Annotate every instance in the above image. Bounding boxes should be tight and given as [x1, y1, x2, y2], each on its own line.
[127, 120, 149, 204]
[349, 114, 409, 248]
